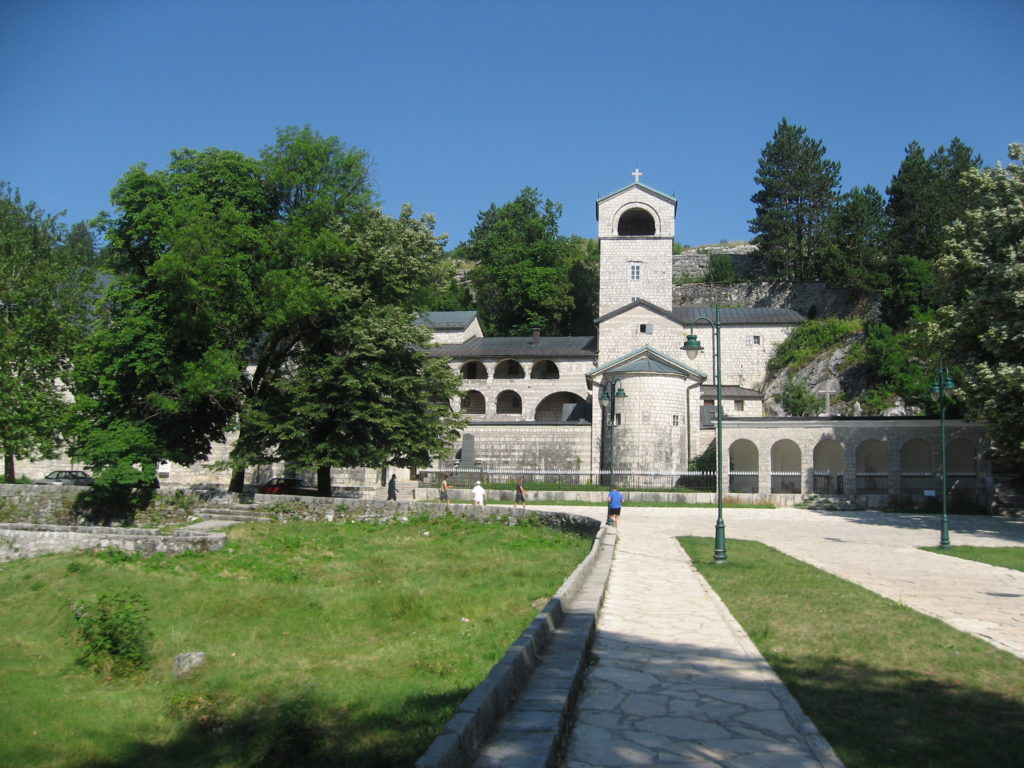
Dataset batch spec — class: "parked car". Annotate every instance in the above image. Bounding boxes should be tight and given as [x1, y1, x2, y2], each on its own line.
[33, 470, 94, 486]
[258, 477, 320, 496]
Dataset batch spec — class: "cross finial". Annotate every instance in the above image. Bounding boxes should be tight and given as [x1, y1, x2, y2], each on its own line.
[632, 168, 643, 184]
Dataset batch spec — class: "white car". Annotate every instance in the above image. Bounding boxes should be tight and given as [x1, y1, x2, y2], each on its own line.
[33, 470, 94, 486]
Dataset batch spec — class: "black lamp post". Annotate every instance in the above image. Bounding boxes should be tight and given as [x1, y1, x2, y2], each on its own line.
[682, 306, 726, 564]
[931, 363, 956, 549]
[598, 378, 627, 489]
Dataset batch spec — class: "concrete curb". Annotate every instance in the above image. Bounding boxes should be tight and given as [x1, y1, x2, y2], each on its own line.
[417, 522, 618, 768]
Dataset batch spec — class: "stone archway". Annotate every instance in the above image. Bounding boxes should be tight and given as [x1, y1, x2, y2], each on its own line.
[900, 438, 933, 496]
[728, 439, 759, 493]
[813, 438, 845, 494]
[770, 439, 801, 493]
[856, 439, 888, 493]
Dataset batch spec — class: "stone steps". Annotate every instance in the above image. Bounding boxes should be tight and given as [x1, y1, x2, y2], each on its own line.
[196, 505, 274, 524]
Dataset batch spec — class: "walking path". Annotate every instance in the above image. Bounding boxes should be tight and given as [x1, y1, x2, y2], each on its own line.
[559, 505, 1024, 767]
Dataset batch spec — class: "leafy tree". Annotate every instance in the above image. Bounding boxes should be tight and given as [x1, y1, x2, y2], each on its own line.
[933, 144, 1024, 468]
[565, 236, 600, 335]
[821, 185, 889, 290]
[888, 138, 982, 263]
[862, 322, 936, 413]
[0, 184, 95, 482]
[704, 253, 737, 283]
[749, 118, 842, 280]
[76, 127, 461, 491]
[777, 380, 824, 417]
[460, 188, 579, 336]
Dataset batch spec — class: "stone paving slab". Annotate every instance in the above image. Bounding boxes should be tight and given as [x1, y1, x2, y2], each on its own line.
[563, 514, 841, 768]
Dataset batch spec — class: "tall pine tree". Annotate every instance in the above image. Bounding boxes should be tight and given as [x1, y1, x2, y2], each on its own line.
[749, 118, 841, 280]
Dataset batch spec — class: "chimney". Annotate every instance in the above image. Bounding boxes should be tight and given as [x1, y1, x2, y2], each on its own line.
[531, 328, 540, 345]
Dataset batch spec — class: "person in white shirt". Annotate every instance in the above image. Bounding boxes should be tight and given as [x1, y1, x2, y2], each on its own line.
[472, 481, 486, 506]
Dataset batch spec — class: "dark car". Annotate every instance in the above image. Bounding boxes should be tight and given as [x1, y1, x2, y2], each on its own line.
[33, 470, 94, 486]
[258, 477, 320, 496]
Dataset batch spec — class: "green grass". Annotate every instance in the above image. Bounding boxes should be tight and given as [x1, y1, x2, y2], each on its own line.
[0, 516, 592, 768]
[678, 537, 1024, 768]
[426, 499, 774, 509]
[921, 545, 1024, 572]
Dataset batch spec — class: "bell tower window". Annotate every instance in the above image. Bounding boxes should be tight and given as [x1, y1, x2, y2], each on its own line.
[617, 207, 656, 236]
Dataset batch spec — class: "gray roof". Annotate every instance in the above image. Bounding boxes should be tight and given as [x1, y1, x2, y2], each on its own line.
[416, 311, 479, 331]
[429, 335, 597, 360]
[700, 385, 764, 400]
[672, 306, 804, 325]
[596, 182, 677, 207]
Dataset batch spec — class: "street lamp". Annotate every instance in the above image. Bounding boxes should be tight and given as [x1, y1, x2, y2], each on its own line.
[683, 306, 727, 564]
[931, 363, 956, 549]
[598, 378, 627, 489]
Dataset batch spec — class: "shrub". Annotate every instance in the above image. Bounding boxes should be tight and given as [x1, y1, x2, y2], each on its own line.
[704, 254, 737, 283]
[778, 380, 825, 416]
[72, 589, 153, 677]
[768, 317, 863, 373]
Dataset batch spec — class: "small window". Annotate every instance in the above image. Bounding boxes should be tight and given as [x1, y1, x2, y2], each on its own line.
[614, 413, 622, 426]
[639, 323, 654, 334]
[734, 400, 745, 412]
[672, 414, 679, 426]
[753, 335, 761, 345]
[629, 264, 641, 281]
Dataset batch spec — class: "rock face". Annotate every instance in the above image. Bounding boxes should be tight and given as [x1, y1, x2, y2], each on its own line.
[173, 651, 207, 678]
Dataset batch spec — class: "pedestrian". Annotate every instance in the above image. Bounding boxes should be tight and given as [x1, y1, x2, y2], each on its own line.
[514, 476, 527, 509]
[607, 484, 623, 527]
[472, 480, 486, 506]
[387, 474, 398, 501]
[440, 473, 451, 504]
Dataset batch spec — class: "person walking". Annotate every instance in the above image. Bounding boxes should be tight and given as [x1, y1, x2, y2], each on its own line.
[514, 476, 527, 510]
[607, 484, 623, 527]
[472, 480, 486, 506]
[387, 474, 398, 501]
[440, 473, 451, 505]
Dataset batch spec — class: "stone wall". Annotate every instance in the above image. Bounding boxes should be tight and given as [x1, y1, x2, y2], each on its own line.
[457, 423, 592, 471]
[673, 280, 882, 321]
[0, 523, 226, 562]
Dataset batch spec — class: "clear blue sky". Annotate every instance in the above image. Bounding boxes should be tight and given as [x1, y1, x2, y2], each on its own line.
[2, 0, 1022, 249]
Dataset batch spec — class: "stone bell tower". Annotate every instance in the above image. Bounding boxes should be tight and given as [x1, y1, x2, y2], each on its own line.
[596, 169, 677, 317]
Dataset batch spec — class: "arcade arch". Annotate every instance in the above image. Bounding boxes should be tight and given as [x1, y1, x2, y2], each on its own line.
[770, 439, 801, 493]
[494, 359, 525, 379]
[496, 390, 522, 415]
[535, 392, 586, 422]
[728, 439, 758, 493]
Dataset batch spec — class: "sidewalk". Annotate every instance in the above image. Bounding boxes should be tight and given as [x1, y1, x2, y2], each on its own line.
[561, 506, 1024, 767]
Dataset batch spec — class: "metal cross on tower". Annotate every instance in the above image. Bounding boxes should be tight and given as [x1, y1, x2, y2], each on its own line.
[632, 168, 643, 184]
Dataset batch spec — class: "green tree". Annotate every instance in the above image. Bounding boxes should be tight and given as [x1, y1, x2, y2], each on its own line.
[76, 127, 461, 491]
[749, 118, 842, 280]
[934, 143, 1024, 468]
[888, 138, 982, 263]
[460, 188, 578, 336]
[822, 185, 889, 290]
[777, 380, 824, 417]
[0, 184, 95, 482]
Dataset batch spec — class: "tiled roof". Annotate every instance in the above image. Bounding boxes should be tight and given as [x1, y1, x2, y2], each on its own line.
[416, 311, 479, 330]
[428, 335, 597, 359]
[700, 385, 764, 399]
[672, 306, 804, 325]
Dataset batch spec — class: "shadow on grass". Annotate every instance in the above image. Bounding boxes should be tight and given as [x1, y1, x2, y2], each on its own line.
[773, 656, 1024, 768]
[69, 687, 470, 768]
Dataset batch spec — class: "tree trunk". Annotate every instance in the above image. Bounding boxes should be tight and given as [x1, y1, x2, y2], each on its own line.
[317, 466, 332, 497]
[4, 453, 14, 484]
[228, 466, 246, 494]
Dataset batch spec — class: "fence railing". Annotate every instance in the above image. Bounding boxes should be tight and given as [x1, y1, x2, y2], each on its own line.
[418, 467, 716, 492]
[728, 470, 758, 494]
[856, 472, 888, 492]
[771, 471, 801, 494]
[813, 472, 844, 494]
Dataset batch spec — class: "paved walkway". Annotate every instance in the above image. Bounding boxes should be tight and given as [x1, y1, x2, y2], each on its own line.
[558, 506, 1024, 767]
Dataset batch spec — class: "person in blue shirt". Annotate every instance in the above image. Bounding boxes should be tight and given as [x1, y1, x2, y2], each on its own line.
[607, 485, 624, 527]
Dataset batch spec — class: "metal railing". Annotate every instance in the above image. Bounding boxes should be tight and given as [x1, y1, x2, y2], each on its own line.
[813, 472, 844, 494]
[770, 471, 801, 494]
[728, 470, 758, 494]
[856, 472, 888, 492]
[418, 467, 716, 492]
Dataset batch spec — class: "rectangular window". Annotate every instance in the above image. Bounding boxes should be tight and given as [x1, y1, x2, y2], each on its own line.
[629, 264, 641, 281]
[734, 400, 745, 412]
[615, 412, 622, 426]
[639, 323, 654, 334]
[672, 414, 679, 426]
[753, 335, 761, 345]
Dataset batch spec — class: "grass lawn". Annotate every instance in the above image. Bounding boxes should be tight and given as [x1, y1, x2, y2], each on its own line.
[921, 545, 1024, 572]
[0, 516, 592, 768]
[678, 537, 1024, 768]
[429, 499, 774, 509]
